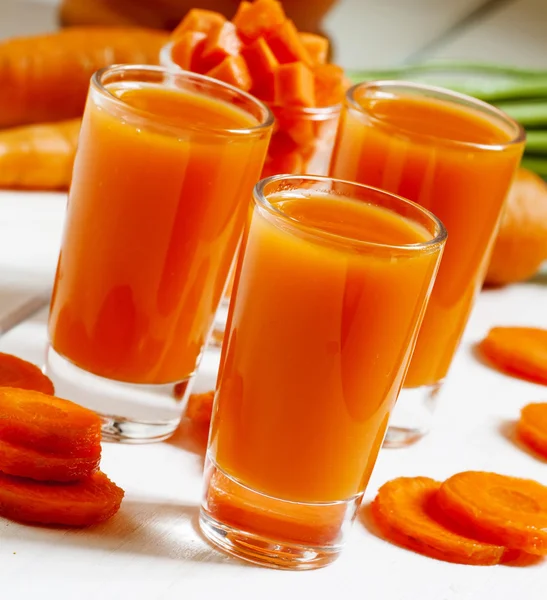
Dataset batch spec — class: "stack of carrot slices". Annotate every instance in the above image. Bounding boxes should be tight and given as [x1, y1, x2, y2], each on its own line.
[0, 352, 124, 527]
[371, 472, 547, 564]
[169, 0, 346, 107]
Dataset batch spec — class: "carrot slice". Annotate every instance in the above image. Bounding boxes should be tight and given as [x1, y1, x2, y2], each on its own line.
[437, 471, 547, 555]
[0, 387, 101, 456]
[314, 64, 346, 107]
[232, 0, 286, 41]
[0, 470, 124, 527]
[0, 436, 99, 482]
[186, 391, 214, 425]
[0, 353, 54, 394]
[371, 477, 508, 565]
[517, 403, 547, 457]
[274, 62, 315, 108]
[479, 326, 547, 385]
[206, 56, 252, 92]
[299, 32, 329, 65]
[201, 21, 242, 72]
[170, 31, 207, 72]
[241, 37, 279, 101]
[266, 19, 312, 66]
[171, 8, 226, 40]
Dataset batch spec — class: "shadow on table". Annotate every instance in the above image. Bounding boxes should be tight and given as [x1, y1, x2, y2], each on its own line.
[498, 419, 547, 464]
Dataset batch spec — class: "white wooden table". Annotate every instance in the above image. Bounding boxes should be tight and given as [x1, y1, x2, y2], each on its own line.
[0, 1, 546, 598]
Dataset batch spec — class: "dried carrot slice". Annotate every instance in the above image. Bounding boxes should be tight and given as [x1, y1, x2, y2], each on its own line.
[201, 21, 242, 72]
[299, 32, 329, 65]
[0, 387, 101, 457]
[274, 63, 315, 108]
[266, 19, 312, 66]
[437, 471, 547, 555]
[171, 31, 207, 72]
[186, 391, 214, 425]
[171, 8, 225, 40]
[232, 0, 286, 41]
[517, 402, 547, 457]
[0, 471, 124, 527]
[479, 326, 547, 385]
[371, 477, 507, 565]
[0, 352, 54, 394]
[206, 56, 252, 92]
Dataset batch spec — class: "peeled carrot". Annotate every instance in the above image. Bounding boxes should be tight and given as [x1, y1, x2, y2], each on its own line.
[201, 21, 243, 72]
[207, 56, 252, 92]
[517, 402, 547, 458]
[371, 477, 508, 565]
[241, 37, 279, 101]
[437, 471, 547, 555]
[0, 27, 168, 128]
[171, 8, 226, 40]
[274, 62, 315, 107]
[0, 352, 54, 395]
[232, 0, 285, 41]
[266, 19, 312, 66]
[0, 119, 80, 190]
[171, 31, 207, 72]
[299, 32, 329, 65]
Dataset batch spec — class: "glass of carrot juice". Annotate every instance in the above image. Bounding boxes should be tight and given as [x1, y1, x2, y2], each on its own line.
[46, 65, 273, 443]
[199, 175, 447, 569]
[329, 81, 525, 447]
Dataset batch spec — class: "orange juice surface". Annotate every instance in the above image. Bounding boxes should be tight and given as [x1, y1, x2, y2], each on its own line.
[209, 192, 442, 503]
[49, 83, 270, 384]
[330, 92, 524, 387]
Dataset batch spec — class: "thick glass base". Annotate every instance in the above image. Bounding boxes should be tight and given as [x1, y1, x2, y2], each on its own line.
[383, 381, 443, 448]
[199, 456, 362, 570]
[45, 345, 194, 443]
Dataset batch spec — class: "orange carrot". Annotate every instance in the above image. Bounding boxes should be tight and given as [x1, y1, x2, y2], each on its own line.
[371, 477, 508, 565]
[206, 55, 252, 92]
[437, 471, 547, 555]
[266, 19, 312, 66]
[240, 36, 279, 101]
[0, 352, 54, 395]
[0, 119, 80, 190]
[517, 402, 547, 458]
[232, 0, 285, 41]
[186, 391, 214, 425]
[200, 21, 243, 72]
[479, 326, 547, 385]
[274, 62, 315, 107]
[0, 470, 124, 527]
[314, 64, 347, 106]
[299, 32, 329, 65]
[171, 31, 207, 72]
[0, 27, 168, 128]
[171, 8, 226, 40]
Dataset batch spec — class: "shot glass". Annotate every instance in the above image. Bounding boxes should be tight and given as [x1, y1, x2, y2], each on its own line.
[330, 80, 525, 447]
[199, 175, 446, 569]
[46, 65, 273, 443]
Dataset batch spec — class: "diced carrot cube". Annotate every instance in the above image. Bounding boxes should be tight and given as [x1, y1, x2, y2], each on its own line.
[207, 55, 252, 92]
[266, 19, 312, 66]
[241, 37, 279, 101]
[171, 31, 207, 72]
[172, 8, 226, 40]
[201, 21, 243, 72]
[314, 63, 346, 106]
[233, 0, 286, 41]
[274, 62, 315, 107]
[299, 32, 329, 65]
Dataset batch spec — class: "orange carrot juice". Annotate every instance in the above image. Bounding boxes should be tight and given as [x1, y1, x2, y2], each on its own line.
[330, 82, 524, 391]
[200, 176, 446, 568]
[47, 67, 272, 435]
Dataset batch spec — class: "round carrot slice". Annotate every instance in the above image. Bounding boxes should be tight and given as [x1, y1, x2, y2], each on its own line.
[437, 471, 547, 555]
[371, 477, 507, 565]
[0, 471, 124, 527]
[0, 352, 54, 394]
[0, 387, 101, 456]
[479, 327, 547, 385]
[517, 403, 547, 458]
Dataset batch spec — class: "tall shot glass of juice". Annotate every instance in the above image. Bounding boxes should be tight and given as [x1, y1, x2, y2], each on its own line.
[46, 65, 273, 443]
[330, 81, 525, 447]
[200, 175, 447, 570]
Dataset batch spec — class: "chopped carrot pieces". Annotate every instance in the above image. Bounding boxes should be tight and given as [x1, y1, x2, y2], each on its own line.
[0, 387, 101, 458]
[232, 0, 285, 41]
[299, 32, 329, 64]
[371, 477, 508, 565]
[314, 64, 346, 106]
[171, 8, 226, 40]
[206, 55, 252, 92]
[266, 19, 312, 66]
[0, 352, 54, 395]
[0, 470, 124, 527]
[186, 391, 214, 425]
[479, 326, 547, 385]
[517, 402, 547, 458]
[241, 37, 279, 101]
[201, 21, 242, 72]
[437, 471, 547, 555]
[274, 62, 315, 108]
[170, 31, 207, 72]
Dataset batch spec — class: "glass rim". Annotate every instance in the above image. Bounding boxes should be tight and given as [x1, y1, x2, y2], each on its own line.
[160, 42, 342, 116]
[253, 174, 448, 253]
[346, 79, 526, 150]
[91, 63, 275, 136]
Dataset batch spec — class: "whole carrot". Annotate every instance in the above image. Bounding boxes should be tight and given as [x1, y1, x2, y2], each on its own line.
[0, 27, 168, 128]
[0, 119, 80, 190]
